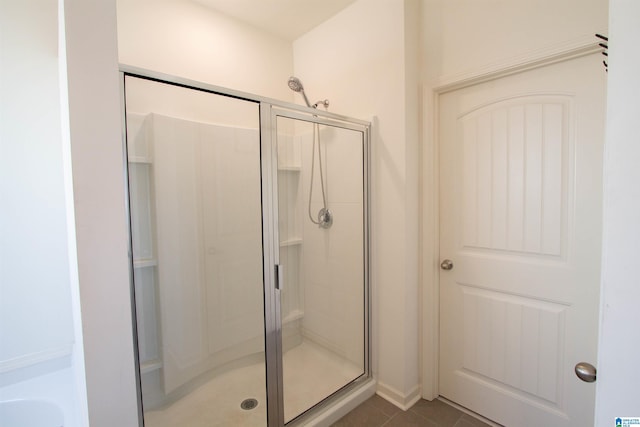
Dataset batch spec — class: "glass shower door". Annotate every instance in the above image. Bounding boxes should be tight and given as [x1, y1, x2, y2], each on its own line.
[124, 75, 268, 427]
[124, 72, 371, 427]
[274, 112, 368, 424]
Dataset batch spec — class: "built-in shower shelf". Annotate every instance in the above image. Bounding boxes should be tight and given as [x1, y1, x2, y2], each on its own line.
[134, 258, 158, 268]
[140, 359, 162, 374]
[282, 309, 304, 324]
[278, 166, 301, 172]
[280, 238, 302, 247]
[128, 156, 152, 164]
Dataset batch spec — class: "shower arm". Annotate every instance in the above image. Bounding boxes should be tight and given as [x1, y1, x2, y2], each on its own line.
[312, 99, 330, 109]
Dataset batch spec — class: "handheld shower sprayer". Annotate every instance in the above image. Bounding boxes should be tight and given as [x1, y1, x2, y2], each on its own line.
[286, 76, 333, 229]
[287, 76, 329, 110]
[288, 76, 312, 108]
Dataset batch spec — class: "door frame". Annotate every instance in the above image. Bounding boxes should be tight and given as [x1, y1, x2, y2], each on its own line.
[420, 36, 604, 401]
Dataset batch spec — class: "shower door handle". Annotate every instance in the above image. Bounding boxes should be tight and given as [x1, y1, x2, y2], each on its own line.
[275, 264, 283, 291]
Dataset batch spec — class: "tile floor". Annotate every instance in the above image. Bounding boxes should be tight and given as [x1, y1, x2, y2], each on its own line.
[331, 395, 493, 427]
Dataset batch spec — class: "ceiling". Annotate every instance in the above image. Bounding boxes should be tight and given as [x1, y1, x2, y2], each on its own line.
[193, 0, 356, 41]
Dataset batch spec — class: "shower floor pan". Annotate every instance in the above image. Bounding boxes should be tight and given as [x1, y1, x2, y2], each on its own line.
[143, 340, 362, 426]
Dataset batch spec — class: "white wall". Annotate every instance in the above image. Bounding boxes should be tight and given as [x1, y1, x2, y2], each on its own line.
[0, 1, 88, 426]
[595, 0, 640, 422]
[422, 0, 608, 81]
[0, 0, 74, 374]
[294, 0, 422, 408]
[117, 0, 294, 101]
[63, 0, 139, 425]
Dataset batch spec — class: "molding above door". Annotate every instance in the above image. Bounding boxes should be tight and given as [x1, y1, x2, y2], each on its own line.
[435, 34, 604, 94]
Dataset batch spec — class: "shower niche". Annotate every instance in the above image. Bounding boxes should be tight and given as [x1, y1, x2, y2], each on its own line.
[122, 72, 370, 426]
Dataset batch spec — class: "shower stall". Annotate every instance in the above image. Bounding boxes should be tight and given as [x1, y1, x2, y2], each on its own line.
[121, 68, 371, 426]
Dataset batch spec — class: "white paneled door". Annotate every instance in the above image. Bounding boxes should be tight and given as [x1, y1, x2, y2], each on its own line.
[439, 54, 605, 426]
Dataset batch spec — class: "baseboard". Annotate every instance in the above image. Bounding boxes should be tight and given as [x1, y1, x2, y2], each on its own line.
[376, 381, 422, 411]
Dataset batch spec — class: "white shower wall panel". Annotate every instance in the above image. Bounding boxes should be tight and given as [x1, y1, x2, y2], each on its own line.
[125, 77, 260, 129]
[199, 123, 264, 354]
[128, 163, 154, 261]
[128, 112, 268, 396]
[300, 127, 365, 366]
[127, 113, 160, 368]
[133, 267, 160, 363]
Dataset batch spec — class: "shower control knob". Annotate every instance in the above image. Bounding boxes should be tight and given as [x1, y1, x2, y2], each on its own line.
[440, 259, 454, 271]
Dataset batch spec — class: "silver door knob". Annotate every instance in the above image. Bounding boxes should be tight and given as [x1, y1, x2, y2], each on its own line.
[575, 362, 596, 382]
[440, 259, 454, 270]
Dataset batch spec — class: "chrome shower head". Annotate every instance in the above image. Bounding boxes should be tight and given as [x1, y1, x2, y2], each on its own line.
[288, 76, 311, 107]
[288, 76, 304, 92]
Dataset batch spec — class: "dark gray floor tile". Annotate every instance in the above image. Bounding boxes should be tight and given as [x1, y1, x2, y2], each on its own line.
[364, 395, 403, 417]
[331, 401, 391, 427]
[409, 399, 464, 427]
[382, 410, 439, 427]
[333, 395, 496, 427]
[457, 414, 493, 427]
[453, 418, 478, 427]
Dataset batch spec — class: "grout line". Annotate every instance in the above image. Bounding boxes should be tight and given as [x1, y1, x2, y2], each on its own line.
[409, 403, 464, 427]
[379, 411, 398, 427]
[437, 397, 503, 427]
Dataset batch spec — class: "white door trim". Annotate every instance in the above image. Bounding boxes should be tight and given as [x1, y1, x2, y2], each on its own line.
[420, 35, 604, 401]
[434, 35, 603, 93]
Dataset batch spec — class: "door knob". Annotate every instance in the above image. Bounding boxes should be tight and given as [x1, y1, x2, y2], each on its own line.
[440, 259, 454, 271]
[575, 362, 596, 382]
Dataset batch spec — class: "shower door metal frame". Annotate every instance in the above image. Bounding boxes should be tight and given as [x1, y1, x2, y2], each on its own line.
[264, 105, 372, 426]
[119, 65, 371, 427]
